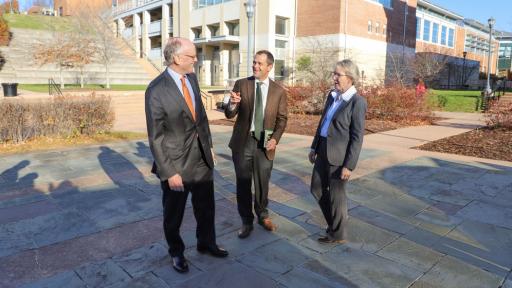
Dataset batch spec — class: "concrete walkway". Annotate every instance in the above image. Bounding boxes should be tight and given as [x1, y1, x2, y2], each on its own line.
[1, 91, 511, 287]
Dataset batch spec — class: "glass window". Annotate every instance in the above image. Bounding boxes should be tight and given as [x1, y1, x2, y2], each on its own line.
[441, 25, 447, 45]
[423, 20, 430, 42]
[375, 22, 380, 34]
[275, 40, 287, 48]
[371, 0, 392, 9]
[416, 18, 421, 39]
[448, 28, 454, 47]
[368, 20, 372, 33]
[275, 17, 288, 35]
[382, 24, 386, 36]
[432, 23, 439, 43]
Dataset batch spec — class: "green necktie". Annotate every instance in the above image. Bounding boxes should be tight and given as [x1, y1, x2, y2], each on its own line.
[254, 82, 264, 140]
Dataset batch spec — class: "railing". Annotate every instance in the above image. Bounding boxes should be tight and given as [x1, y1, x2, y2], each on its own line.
[149, 48, 162, 59]
[149, 20, 161, 36]
[112, 0, 161, 17]
[48, 78, 62, 96]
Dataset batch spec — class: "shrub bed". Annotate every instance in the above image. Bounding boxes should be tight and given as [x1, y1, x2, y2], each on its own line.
[0, 93, 114, 144]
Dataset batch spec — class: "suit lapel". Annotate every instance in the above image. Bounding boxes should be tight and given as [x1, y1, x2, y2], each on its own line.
[188, 73, 202, 122]
[163, 71, 195, 122]
[332, 94, 355, 120]
[247, 77, 255, 120]
[264, 80, 276, 120]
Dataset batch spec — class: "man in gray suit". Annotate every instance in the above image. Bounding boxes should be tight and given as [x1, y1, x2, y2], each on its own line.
[145, 37, 228, 274]
[308, 59, 367, 244]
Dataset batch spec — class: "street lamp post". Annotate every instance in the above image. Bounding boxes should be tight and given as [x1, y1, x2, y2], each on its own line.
[483, 17, 495, 110]
[462, 51, 467, 87]
[244, 0, 256, 77]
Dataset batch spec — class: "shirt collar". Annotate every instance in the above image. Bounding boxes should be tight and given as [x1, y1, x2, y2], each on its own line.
[256, 77, 270, 86]
[167, 67, 184, 82]
[331, 86, 357, 102]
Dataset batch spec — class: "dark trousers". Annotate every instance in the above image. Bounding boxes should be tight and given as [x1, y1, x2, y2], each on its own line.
[233, 135, 273, 225]
[160, 139, 215, 257]
[311, 137, 348, 240]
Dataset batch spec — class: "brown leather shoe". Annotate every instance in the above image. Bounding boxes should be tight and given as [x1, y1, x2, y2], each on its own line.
[258, 218, 277, 231]
[317, 236, 348, 244]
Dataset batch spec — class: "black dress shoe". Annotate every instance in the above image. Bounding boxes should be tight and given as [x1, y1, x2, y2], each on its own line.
[172, 256, 189, 273]
[197, 245, 229, 258]
[238, 225, 254, 239]
[317, 236, 348, 244]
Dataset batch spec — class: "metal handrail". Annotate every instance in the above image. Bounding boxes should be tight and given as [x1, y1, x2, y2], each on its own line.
[48, 78, 62, 96]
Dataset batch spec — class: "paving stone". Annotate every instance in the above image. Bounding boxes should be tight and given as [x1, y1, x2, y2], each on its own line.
[238, 239, 319, 278]
[276, 266, 353, 288]
[503, 278, 512, 288]
[344, 217, 400, 253]
[411, 207, 463, 236]
[376, 238, 445, 272]
[118, 273, 170, 288]
[268, 200, 306, 218]
[350, 206, 416, 235]
[433, 220, 512, 276]
[0, 200, 60, 225]
[152, 263, 203, 287]
[410, 255, 503, 288]
[271, 213, 314, 243]
[112, 243, 169, 278]
[175, 260, 279, 288]
[75, 260, 131, 288]
[303, 247, 422, 288]
[282, 195, 318, 214]
[361, 193, 430, 222]
[455, 201, 512, 230]
[19, 270, 86, 288]
[401, 225, 444, 249]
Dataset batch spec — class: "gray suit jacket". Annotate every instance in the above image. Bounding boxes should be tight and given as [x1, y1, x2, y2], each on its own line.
[145, 71, 213, 181]
[311, 90, 367, 170]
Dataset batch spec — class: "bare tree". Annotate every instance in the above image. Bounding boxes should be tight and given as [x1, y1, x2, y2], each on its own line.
[33, 33, 75, 89]
[295, 38, 341, 103]
[386, 51, 414, 87]
[413, 51, 449, 85]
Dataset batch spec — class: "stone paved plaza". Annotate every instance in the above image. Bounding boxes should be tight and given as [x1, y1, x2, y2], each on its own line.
[1, 124, 512, 288]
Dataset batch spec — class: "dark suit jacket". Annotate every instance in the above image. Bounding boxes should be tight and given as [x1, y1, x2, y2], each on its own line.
[225, 76, 288, 160]
[145, 70, 214, 181]
[311, 90, 367, 170]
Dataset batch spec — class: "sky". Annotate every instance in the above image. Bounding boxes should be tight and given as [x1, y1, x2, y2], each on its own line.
[428, 0, 512, 32]
[17, 0, 53, 11]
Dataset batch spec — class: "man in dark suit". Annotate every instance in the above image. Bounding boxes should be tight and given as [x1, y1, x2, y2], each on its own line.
[225, 50, 288, 238]
[308, 59, 367, 244]
[145, 37, 228, 274]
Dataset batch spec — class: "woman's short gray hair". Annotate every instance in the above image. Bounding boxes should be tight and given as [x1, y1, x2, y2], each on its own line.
[163, 38, 184, 67]
[336, 59, 360, 85]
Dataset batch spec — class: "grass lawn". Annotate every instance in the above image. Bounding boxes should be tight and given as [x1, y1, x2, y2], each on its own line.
[429, 89, 482, 113]
[0, 131, 147, 155]
[4, 14, 73, 31]
[19, 84, 149, 93]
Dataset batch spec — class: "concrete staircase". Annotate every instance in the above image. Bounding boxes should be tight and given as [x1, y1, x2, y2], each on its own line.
[0, 28, 159, 85]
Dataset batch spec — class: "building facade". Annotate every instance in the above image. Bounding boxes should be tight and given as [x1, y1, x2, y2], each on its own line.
[112, 0, 296, 86]
[295, 0, 418, 84]
[497, 32, 512, 79]
[54, 0, 111, 16]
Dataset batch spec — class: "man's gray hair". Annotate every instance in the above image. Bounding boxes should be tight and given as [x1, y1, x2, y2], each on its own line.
[163, 38, 184, 67]
[336, 59, 360, 85]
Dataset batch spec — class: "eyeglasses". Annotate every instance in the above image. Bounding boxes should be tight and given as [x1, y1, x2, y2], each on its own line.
[180, 54, 197, 60]
[332, 71, 348, 78]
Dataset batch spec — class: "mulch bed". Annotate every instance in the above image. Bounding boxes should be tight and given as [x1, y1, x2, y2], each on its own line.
[210, 113, 423, 136]
[416, 127, 512, 162]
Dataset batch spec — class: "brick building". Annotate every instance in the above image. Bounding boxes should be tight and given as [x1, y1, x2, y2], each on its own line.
[296, 0, 418, 84]
[54, 0, 111, 16]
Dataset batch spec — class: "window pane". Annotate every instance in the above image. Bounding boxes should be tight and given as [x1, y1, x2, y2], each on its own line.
[432, 23, 439, 43]
[275, 40, 287, 48]
[448, 28, 454, 47]
[423, 20, 430, 41]
[416, 18, 421, 39]
[368, 20, 372, 33]
[441, 26, 447, 45]
[276, 17, 287, 35]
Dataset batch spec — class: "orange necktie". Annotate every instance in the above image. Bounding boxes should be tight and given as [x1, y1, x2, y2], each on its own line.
[180, 76, 196, 121]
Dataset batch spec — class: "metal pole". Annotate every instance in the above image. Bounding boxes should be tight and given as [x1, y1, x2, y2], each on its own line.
[10, 0, 13, 13]
[245, 0, 255, 77]
[485, 19, 494, 97]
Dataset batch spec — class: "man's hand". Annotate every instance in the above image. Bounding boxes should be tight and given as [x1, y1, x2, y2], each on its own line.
[266, 138, 277, 151]
[308, 150, 316, 164]
[168, 174, 184, 191]
[230, 91, 241, 105]
[341, 167, 351, 181]
[211, 148, 217, 166]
